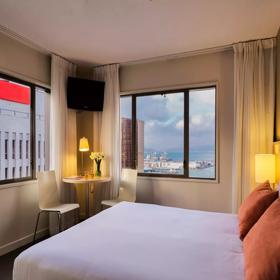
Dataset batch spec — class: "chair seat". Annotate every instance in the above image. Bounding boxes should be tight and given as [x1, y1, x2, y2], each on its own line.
[41, 203, 80, 214]
[101, 200, 121, 207]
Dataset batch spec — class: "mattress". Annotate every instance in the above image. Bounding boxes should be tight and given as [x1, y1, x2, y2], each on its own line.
[13, 202, 244, 280]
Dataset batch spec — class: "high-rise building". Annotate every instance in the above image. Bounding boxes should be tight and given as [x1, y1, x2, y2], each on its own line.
[121, 118, 132, 168]
[121, 118, 144, 171]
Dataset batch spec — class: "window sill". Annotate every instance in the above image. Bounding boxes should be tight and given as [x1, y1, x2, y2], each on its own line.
[138, 176, 218, 184]
[0, 179, 38, 190]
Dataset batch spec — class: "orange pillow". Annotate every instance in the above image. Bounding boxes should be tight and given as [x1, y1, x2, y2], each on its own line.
[243, 199, 280, 279]
[238, 181, 278, 240]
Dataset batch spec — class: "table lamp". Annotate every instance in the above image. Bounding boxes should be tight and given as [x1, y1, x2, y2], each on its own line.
[79, 137, 89, 176]
[255, 154, 275, 187]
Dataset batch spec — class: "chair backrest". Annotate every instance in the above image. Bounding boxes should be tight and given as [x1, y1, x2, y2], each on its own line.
[37, 170, 60, 209]
[118, 169, 138, 202]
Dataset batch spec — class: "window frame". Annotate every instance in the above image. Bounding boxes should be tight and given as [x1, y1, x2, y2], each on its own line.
[120, 85, 217, 180]
[0, 72, 50, 185]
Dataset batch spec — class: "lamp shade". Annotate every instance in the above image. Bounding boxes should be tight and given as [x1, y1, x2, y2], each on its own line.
[79, 137, 89, 152]
[255, 154, 275, 183]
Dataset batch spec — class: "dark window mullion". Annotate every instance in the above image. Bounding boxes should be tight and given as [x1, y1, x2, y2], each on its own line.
[214, 85, 217, 180]
[131, 95, 137, 169]
[31, 86, 36, 179]
[184, 90, 189, 178]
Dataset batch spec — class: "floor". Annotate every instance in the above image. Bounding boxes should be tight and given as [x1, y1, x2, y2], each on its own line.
[0, 237, 48, 280]
[0, 219, 81, 279]
[0, 245, 27, 280]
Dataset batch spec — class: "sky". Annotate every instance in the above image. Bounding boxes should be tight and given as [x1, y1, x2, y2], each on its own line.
[120, 87, 215, 153]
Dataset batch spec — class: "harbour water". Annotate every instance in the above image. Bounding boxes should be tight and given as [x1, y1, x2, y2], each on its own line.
[143, 150, 215, 179]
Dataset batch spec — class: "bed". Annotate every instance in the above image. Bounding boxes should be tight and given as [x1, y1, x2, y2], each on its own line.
[13, 202, 244, 280]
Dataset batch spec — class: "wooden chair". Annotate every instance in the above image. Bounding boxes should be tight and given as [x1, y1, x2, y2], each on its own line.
[101, 169, 137, 209]
[33, 170, 79, 243]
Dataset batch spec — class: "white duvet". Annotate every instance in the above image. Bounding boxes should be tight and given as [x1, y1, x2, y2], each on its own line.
[13, 202, 244, 280]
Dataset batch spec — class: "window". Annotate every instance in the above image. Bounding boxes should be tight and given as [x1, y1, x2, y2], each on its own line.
[120, 86, 216, 179]
[19, 139, 23, 159]
[4, 135, 8, 160]
[26, 139, 29, 159]
[188, 88, 216, 178]
[35, 88, 50, 174]
[43, 141, 45, 159]
[0, 74, 50, 184]
[38, 140, 41, 159]
[12, 139, 15, 159]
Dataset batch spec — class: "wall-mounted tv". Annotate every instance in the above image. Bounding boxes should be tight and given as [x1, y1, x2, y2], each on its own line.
[67, 77, 105, 111]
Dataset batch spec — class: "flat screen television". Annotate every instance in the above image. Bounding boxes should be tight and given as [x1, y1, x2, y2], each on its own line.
[67, 77, 105, 111]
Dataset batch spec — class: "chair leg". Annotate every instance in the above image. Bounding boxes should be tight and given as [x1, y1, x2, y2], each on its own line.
[33, 211, 43, 244]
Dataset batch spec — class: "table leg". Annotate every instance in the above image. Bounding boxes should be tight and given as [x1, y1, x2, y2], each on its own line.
[85, 182, 90, 218]
[91, 183, 95, 214]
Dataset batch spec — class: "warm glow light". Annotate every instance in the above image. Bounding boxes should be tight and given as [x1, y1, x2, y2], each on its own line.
[255, 154, 275, 183]
[79, 137, 89, 152]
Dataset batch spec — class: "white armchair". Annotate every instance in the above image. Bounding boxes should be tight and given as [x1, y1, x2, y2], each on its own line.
[101, 169, 137, 208]
[33, 171, 79, 243]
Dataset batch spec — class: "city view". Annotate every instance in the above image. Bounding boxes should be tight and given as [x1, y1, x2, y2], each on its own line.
[0, 78, 49, 181]
[143, 151, 215, 177]
[120, 88, 216, 179]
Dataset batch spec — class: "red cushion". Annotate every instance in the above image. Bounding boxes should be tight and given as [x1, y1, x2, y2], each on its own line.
[244, 199, 280, 279]
[238, 181, 278, 240]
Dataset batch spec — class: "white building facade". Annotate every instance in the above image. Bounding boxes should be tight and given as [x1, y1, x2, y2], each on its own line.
[0, 85, 49, 181]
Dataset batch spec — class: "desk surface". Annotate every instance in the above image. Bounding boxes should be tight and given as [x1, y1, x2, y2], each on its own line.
[63, 176, 111, 184]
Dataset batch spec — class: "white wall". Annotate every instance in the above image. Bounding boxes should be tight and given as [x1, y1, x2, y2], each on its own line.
[0, 32, 51, 255]
[120, 49, 234, 213]
[0, 182, 48, 255]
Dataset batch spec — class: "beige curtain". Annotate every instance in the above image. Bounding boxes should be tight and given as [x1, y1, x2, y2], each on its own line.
[50, 54, 77, 231]
[91, 64, 121, 214]
[232, 38, 276, 213]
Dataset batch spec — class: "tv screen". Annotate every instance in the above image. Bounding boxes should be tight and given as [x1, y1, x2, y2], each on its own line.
[67, 77, 105, 111]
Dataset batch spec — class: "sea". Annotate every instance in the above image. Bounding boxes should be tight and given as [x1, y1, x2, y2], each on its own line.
[144, 150, 215, 179]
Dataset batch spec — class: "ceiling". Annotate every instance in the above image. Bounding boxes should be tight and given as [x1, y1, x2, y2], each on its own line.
[0, 0, 279, 65]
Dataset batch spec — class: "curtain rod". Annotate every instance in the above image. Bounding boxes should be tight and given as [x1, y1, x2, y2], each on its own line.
[120, 44, 233, 66]
[233, 36, 276, 44]
[93, 62, 119, 69]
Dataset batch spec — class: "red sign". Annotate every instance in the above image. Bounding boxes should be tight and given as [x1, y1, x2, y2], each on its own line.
[0, 80, 30, 105]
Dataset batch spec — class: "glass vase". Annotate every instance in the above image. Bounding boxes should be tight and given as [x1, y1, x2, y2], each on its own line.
[95, 160, 101, 177]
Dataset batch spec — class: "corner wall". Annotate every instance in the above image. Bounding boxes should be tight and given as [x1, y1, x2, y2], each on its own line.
[120, 49, 234, 213]
[75, 67, 94, 217]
